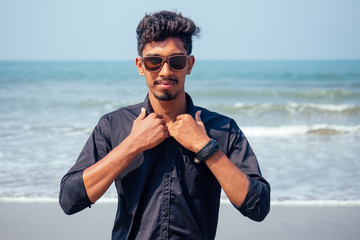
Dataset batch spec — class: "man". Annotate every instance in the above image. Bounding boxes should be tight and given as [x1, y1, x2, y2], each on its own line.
[59, 10, 270, 240]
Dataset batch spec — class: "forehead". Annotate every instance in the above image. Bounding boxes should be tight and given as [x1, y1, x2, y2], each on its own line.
[142, 37, 187, 56]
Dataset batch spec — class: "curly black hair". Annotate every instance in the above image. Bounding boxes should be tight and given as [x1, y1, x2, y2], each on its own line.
[136, 11, 200, 56]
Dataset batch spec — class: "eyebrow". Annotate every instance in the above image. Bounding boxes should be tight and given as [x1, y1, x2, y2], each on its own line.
[144, 53, 187, 57]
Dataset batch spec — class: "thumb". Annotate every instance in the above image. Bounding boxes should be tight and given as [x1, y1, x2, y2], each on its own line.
[195, 110, 202, 123]
[137, 107, 147, 120]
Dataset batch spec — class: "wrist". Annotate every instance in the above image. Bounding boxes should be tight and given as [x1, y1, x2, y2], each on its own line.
[121, 135, 145, 156]
[194, 138, 219, 164]
[194, 137, 211, 153]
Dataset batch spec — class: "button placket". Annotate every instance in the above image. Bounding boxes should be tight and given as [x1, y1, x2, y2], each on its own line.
[160, 140, 174, 239]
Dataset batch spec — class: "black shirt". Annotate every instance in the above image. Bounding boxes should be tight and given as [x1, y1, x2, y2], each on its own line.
[59, 93, 270, 240]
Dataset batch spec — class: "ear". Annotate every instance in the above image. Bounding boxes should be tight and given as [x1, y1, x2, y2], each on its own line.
[186, 55, 195, 75]
[136, 57, 144, 76]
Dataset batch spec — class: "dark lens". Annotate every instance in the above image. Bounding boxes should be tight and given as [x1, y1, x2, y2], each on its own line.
[169, 56, 187, 70]
[144, 57, 162, 71]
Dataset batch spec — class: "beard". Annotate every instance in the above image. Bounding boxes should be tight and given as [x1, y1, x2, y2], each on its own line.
[152, 78, 181, 101]
[153, 89, 181, 101]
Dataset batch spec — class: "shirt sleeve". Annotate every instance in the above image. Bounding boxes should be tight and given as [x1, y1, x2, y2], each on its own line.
[59, 116, 112, 215]
[227, 120, 271, 222]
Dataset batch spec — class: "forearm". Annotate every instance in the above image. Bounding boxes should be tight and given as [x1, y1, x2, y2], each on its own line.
[170, 112, 269, 220]
[205, 150, 249, 206]
[84, 110, 169, 203]
[83, 136, 142, 203]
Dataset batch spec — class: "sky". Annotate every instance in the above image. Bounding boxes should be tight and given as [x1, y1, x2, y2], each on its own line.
[0, 0, 359, 60]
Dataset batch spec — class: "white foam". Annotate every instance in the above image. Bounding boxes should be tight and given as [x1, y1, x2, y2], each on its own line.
[220, 198, 360, 206]
[243, 125, 308, 137]
[242, 124, 360, 137]
[270, 200, 360, 206]
[286, 102, 355, 112]
[0, 197, 58, 203]
[233, 102, 358, 113]
[304, 103, 354, 112]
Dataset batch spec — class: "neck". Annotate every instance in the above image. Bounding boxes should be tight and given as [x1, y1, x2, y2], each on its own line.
[149, 92, 187, 125]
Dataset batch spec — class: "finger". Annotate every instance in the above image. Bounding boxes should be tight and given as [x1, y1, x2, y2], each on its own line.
[147, 112, 163, 119]
[155, 113, 163, 119]
[155, 117, 166, 126]
[168, 127, 176, 137]
[168, 123, 177, 135]
[137, 107, 147, 120]
[195, 110, 202, 123]
[176, 114, 185, 121]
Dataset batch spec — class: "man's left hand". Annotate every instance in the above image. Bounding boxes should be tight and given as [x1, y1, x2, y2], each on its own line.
[169, 110, 210, 153]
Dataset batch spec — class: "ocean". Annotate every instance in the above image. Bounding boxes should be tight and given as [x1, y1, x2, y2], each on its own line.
[0, 60, 359, 205]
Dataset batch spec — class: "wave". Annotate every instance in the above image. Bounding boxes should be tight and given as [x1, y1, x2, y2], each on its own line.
[232, 102, 360, 114]
[0, 123, 93, 137]
[1, 123, 358, 139]
[242, 124, 360, 137]
[195, 88, 360, 100]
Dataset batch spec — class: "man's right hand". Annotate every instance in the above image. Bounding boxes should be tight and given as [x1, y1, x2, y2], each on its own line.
[128, 107, 169, 152]
[83, 108, 169, 203]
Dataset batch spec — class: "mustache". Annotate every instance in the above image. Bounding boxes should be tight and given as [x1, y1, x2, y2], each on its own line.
[154, 78, 178, 84]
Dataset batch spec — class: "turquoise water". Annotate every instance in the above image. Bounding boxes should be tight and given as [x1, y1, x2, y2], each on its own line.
[0, 60, 359, 203]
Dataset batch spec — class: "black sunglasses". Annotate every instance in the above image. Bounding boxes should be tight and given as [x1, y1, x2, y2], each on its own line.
[141, 55, 190, 72]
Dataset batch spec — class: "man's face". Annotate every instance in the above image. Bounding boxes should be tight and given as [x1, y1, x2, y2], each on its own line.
[136, 37, 195, 102]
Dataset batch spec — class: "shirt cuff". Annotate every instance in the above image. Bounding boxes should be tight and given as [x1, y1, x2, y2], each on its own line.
[232, 176, 270, 222]
[59, 170, 93, 215]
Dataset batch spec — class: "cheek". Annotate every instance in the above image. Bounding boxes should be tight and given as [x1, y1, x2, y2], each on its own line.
[145, 78, 153, 88]
[144, 72, 156, 84]
[144, 73, 163, 90]
[177, 73, 187, 84]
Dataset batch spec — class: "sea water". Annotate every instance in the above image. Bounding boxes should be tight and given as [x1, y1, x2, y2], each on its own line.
[1, 60, 359, 205]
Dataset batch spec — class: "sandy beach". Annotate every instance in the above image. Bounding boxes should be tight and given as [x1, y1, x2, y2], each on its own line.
[1, 201, 359, 240]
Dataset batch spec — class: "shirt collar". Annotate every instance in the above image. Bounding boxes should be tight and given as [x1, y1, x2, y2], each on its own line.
[143, 92, 197, 118]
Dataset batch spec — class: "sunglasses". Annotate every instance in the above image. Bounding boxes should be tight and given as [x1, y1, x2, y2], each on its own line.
[141, 55, 190, 72]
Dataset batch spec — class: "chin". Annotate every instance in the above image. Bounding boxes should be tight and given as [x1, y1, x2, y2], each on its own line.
[154, 92, 176, 101]
[151, 88, 184, 102]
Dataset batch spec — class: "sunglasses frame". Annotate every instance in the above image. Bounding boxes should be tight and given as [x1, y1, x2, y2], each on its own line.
[140, 55, 191, 72]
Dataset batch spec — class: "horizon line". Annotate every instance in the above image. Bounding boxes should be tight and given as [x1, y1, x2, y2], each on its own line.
[1, 58, 359, 62]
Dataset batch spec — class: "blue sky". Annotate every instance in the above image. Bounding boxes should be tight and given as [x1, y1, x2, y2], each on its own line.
[0, 0, 359, 60]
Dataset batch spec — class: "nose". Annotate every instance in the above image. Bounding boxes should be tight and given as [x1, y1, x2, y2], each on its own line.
[159, 61, 173, 78]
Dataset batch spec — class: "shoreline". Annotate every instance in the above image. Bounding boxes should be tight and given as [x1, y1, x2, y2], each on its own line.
[1, 202, 359, 240]
[2, 197, 360, 206]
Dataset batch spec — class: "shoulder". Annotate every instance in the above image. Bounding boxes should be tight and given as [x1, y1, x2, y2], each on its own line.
[89, 102, 143, 145]
[195, 105, 236, 129]
[101, 102, 143, 122]
[195, 105, 244, 152]
[94, 102, 143, 135]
